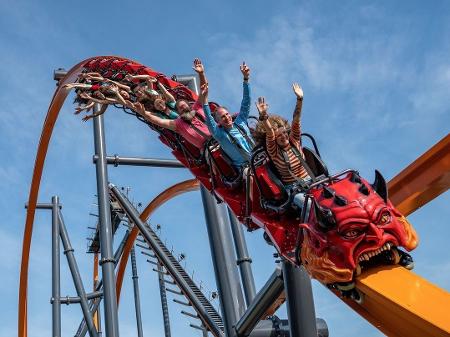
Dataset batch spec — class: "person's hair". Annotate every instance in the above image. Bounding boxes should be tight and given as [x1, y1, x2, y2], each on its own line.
[175, 99, 189, 111]
[213, 106, 229, 122]
[252, 114, 290, 145]
[153, 96, 166, 112]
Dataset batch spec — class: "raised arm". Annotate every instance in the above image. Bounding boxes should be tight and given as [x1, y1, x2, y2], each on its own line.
[193, 58, 208, 87]
[135, 102, 176, 131]
[255, 97, 274, 135]
[256, 97, 277, 157]
[156, 81, 176, 103]
[63, 83, 93, 90]
[236, 62, 251, 122]
[125, 74, 157, 88]
[82, 104, 108, 122]
[103, 79, 131, 92]
[200, 83, 218, 135]
[79, 72, 104, 82]
[291, 83, 303, 141]
[107, 84, 129, 106]
[79, 92, 111, 105]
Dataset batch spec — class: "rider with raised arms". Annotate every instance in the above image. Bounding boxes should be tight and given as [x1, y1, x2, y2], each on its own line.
[199, 61, 255, 169]
[254, 83, 311, 209]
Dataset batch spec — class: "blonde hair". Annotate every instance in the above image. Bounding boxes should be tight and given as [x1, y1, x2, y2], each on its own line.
[252, 114, 290, 145]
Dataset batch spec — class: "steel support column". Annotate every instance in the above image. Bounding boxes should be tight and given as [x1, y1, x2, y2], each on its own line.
[51, 196, 61, 337]
[200, 186, 245, 337]
[235, 268, 284, 337]
[130, 246, 144, 337]
[227, 208, 256, 307]
[58, 213, 98, 337]
[157, 262, 172, 337]
[92, 106, 119, 337]
[282, 262, 318, 337]
[76, 229, 131, 337]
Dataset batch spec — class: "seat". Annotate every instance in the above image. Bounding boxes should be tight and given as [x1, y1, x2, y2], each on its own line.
[205, 138, 242, 189]
[250, 147, 291, 214]
[302, 146, 329, 181]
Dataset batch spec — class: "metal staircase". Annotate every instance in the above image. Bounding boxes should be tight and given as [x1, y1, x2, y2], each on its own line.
[109, 186, 224, 337]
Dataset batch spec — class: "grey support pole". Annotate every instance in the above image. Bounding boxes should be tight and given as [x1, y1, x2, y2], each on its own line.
[58, 213, 98, 337]
[93, 155, 184, 168]
[92, 106, 120, 337]
[235, 268, 284, 337]
[227, 208, 256, 307]
[51, 196, 61, 337]
[282, 262, 318, 337]
[200, 186, 246, 337]
[130, 246, 144, 337]
[76, 229, 132, 337]
[157, 262, 171, 337]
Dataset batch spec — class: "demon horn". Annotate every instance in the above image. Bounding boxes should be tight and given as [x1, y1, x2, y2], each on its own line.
[359, 183, 370, 196]
[313, 200, 336, 231]
[322, 186, 335, 199]
[334, 195, 348, 206]
[350, 171, 362, 184]
[372, 169, 388, 202]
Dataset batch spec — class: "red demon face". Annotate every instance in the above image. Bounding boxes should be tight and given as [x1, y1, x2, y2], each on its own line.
[300, 171, 418, 284]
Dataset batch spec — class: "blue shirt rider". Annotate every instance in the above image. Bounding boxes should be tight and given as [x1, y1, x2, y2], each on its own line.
[198, 62, 255, 168]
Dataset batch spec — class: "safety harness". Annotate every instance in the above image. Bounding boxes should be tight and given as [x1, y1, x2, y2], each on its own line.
[280, 141, 316, 190]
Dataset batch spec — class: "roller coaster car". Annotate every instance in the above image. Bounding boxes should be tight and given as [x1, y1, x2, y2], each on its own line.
[250, 134, 329, 215]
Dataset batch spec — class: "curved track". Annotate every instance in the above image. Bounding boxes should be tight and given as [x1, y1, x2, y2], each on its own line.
[19, 56, 450, 337]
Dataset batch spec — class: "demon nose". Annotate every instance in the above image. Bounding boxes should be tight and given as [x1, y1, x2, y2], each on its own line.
[365, 222, 383, 244]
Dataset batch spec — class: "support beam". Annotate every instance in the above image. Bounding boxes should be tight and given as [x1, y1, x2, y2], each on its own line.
[51, 196, 61, 337]
[55, 291, 103, 305]
[25, 202, 62, 209]
[75, 227, 131, 337]
[282, 262, 318, 337]
[200, 186, 245, 337]
[228, 208, 256, 307]
[235, 268, 284, 337]
[93, 155, 184, 168]
[158, 262, 172, 337]
[92, 107, 119, 337]
[58, 213, 98, 337]
[130, 246, 144, 337]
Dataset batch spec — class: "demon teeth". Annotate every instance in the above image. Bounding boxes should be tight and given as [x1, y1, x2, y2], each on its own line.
[355, 264, 362, 276]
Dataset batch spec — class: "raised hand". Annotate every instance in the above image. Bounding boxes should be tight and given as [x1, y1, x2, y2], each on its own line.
[109, 84, 119, 93]
[255, 96, 269, 120]
[124, 74, 134, 82]
[192, 58, 204, 74]
[240, 61, 250, 80]
[292, 83, 303, 100]
[134, 102, 145, 116]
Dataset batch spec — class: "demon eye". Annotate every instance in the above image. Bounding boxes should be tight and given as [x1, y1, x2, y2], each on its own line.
[377, 211, 391, 226]
[342, 229, 363, 239]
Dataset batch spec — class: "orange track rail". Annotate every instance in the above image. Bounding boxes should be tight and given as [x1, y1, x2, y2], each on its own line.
[388, 134, 450, 216]
[18, 56, 135, 337]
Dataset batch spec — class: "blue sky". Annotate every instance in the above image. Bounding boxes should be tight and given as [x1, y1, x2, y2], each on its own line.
[1, 0, 449, 336]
